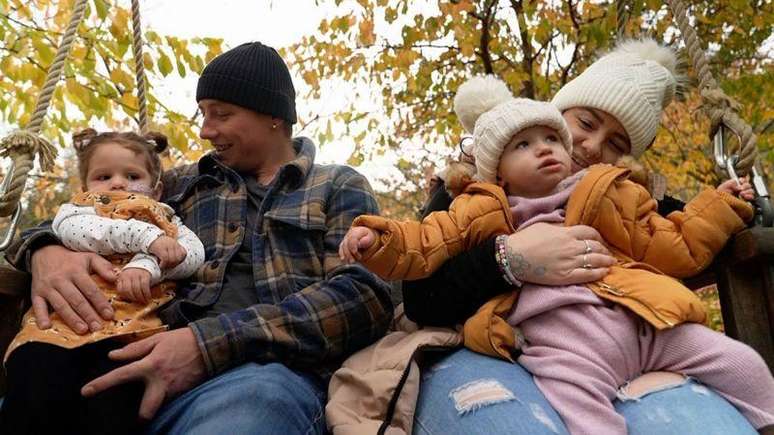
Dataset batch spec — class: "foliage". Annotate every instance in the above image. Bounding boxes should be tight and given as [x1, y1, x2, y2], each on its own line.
[284, 0, 773, 218]
[697, 285, 724, 332]
[0, 0, 222, 154]
[0, 0, 224, 222]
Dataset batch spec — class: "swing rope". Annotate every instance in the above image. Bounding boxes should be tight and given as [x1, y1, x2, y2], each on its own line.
[131, 0, 149, 135]
[0, 0, 89, 218]
[664, 0, 758, 178]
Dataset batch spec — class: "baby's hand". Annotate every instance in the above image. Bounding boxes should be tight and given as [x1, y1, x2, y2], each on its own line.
[149, 235, 187, 269]
[339, 226, 378, 264]
[717, 177, 754, 201]
[117, 268, 152, 303]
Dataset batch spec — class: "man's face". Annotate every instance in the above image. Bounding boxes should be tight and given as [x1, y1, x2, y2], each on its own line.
[198, 99, 277, 173]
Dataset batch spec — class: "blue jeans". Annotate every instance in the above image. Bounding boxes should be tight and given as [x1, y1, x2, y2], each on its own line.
[146, 362, 327, 435]
[414, 349, 756, 435]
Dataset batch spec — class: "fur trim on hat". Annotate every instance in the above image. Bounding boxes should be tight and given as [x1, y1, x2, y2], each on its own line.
[454, 75, 513, 134]
[612, 38, 687, 100]
[440, 161, 477, 198]
[616, 39, 677, 78]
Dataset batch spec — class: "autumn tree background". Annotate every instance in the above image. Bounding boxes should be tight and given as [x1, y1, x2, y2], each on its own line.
[284, 0, 773, 219]
[1, 0, 771, 220]
[0, 0, 222, 230]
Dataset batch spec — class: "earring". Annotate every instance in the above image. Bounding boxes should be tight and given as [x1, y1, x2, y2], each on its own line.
[271, 124, 277, 129]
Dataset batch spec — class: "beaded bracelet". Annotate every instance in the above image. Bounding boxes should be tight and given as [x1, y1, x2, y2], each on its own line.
[495, 234, 522, 287]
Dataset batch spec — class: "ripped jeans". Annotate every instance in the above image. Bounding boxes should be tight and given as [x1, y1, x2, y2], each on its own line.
[413, 349, 756, 435]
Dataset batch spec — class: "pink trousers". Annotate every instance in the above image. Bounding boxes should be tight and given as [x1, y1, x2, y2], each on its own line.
[518, 302, 774, 435]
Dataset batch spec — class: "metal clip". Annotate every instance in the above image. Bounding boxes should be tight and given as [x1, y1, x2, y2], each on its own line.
[713, 125, 773, 227]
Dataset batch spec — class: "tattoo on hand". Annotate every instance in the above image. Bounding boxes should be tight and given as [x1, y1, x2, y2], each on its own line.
[534, 266, 546, 276]
[506, 247, 531, 279]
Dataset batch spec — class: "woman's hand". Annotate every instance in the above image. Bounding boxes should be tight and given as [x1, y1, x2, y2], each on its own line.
[504, 223, 616, 285]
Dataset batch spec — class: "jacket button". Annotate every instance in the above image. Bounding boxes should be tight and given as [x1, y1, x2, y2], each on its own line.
[228, 223, 239, 232]
[210, 261, 220, 269]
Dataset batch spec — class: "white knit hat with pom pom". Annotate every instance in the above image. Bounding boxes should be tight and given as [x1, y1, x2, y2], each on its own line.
[552, 38, 682, 158]
[454, 75, 572, 183]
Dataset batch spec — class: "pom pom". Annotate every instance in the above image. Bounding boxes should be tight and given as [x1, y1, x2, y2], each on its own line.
[453, 75, 513, 134]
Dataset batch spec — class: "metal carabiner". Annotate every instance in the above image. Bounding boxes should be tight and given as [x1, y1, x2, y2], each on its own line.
[751, 164, 773, 227]
[713, 125, 773, 227]
[0, 162, 23, 252]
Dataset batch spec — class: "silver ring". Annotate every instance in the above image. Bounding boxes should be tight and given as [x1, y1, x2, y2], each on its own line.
[583, 239, 592, 254]
[582, 254, 592, 269]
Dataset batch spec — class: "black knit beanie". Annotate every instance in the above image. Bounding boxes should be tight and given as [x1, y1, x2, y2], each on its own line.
[196, 42, 297, 124]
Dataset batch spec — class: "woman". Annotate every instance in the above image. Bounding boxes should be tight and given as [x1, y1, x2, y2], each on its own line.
[407, 39, 758, 434]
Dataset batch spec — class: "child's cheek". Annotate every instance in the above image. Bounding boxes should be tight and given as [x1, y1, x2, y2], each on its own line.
[127, 181, 154, 196]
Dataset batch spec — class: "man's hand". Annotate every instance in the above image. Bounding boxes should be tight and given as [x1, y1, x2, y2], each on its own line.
[30, 245, 116, 334]
[505, 223, 616, 285]
[81, 327, 207, 421]
[117, 268, 153, 304]
[338, 226, 378, 264]
[148, 236, 187, 269]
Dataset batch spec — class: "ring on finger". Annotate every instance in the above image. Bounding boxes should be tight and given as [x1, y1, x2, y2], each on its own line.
[582, 254, 592, 269]
[583, 239, 592, 254]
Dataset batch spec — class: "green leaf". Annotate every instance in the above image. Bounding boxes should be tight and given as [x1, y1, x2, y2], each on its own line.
[158, 52, 173, 77]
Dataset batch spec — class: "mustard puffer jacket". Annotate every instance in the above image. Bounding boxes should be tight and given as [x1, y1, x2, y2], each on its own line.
[355, 164, 753, 360]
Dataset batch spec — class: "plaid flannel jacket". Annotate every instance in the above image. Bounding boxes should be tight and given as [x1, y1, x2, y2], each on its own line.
[7, 137, 393, 379]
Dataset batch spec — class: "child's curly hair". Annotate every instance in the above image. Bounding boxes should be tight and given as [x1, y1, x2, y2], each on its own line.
[73, 128, 168, 187]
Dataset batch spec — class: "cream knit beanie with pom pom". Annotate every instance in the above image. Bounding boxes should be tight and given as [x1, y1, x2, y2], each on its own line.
[552, 38, 682, 158]
[454, 75, 572, 184]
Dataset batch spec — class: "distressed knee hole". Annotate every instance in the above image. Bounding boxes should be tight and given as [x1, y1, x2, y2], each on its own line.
[449, 379, 517, 415]
[617, 372, 688, 402]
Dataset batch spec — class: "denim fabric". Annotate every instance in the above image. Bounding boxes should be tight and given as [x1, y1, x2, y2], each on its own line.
[413, 349, 755, 435]
[146, 362, 327, 435]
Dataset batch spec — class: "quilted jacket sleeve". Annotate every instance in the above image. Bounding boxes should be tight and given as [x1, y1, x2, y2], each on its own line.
[354, 191, 511, 281]
[596, 181, 753, 278]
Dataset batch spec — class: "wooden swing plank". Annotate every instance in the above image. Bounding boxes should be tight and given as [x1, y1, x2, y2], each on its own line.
[0, 266, 29, 297]
[715, 227, 774, 372]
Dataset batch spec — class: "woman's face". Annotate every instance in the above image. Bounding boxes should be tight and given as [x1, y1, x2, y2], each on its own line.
[562, 107, 631, 172]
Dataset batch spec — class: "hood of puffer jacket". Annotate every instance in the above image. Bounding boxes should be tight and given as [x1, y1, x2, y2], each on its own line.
[326, 306, 463, 435]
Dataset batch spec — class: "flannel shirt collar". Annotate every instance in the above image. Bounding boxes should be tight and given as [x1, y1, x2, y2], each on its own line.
[196, 137, 316, 190]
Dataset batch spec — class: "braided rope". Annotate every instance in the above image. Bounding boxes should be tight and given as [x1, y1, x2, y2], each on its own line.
[665, 0, 757, 176]
[616, 0, 630, 39]
[131, 0, 149, 134]
[0, 0, 88, 217]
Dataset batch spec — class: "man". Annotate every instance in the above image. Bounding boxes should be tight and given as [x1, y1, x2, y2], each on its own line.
[6, 42, 393, 434]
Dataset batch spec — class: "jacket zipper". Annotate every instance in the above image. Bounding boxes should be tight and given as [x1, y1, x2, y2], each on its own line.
[598, 283, 676, 328]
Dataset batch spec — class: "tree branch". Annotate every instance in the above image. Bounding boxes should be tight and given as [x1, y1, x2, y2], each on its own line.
[510, 0, 535, 98]
[477, 0, 497, 74]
